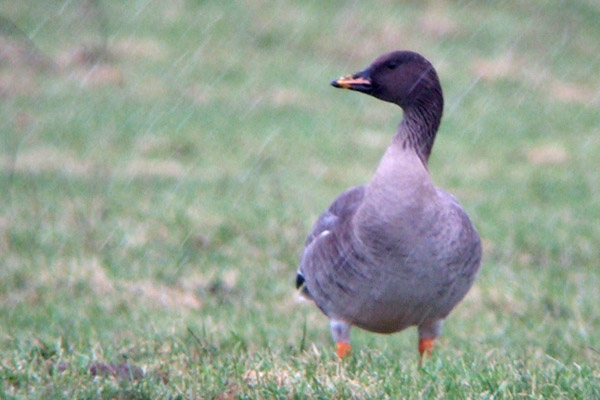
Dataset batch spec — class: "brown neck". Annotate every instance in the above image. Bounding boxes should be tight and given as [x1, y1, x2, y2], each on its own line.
[393, 87, 443, 166]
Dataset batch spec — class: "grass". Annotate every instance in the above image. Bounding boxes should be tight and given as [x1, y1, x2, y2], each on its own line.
[1, 0, 600, 398]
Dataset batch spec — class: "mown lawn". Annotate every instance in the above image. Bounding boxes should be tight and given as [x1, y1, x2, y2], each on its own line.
[1, 1, 599, 398]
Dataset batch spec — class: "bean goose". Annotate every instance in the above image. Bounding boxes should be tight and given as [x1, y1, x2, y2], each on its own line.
[296, 51, 482, 364]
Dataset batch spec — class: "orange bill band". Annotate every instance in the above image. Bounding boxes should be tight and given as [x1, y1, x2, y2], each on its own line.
[333, 74, 371, 89]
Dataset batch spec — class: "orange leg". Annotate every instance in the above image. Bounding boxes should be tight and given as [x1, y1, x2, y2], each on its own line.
[330, 320, 351, 358]
[336, 341, 352, 358]
[418, 338, 435, 366]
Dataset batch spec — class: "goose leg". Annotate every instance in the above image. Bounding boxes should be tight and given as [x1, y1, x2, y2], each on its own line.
[417, 319, 443, 366]
[418, 338, 435, 366]
[330, 320, 352, 358]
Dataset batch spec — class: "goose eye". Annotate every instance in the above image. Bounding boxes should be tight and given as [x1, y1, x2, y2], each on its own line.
[386, 62, 399, 70]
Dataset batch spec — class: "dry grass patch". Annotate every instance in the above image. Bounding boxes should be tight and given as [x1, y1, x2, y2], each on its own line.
[3, 147, 94, 175]
[125, 280, 202, 311]
[472, 53, 600, 105]
[419, 3, 461, 38]
[550, 81, 600, 105]
[1, 146, 200, 179]
[525, 143, 569, 166]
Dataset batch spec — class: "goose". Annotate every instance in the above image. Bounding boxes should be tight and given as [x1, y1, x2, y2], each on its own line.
[296, 50, 482, 364]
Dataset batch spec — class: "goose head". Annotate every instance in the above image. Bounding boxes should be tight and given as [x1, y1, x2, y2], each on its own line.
[331, 51, 442, 111]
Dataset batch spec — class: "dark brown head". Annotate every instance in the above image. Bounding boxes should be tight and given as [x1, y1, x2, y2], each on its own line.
[332, 51, 444, 163]
[331, 51, 442, 111]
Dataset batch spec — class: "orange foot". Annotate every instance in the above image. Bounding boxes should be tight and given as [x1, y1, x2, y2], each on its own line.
[336, 341, 352, 358]
[418, 338, 435, 366]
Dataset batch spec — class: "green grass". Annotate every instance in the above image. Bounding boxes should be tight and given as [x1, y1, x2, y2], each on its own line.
[1, 0, 600, 398]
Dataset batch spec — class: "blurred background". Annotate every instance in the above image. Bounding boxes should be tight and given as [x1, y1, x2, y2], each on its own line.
[1, 0, 599, 397]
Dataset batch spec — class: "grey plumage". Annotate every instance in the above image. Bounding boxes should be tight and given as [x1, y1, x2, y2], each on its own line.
[297, 51, 482, 361]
